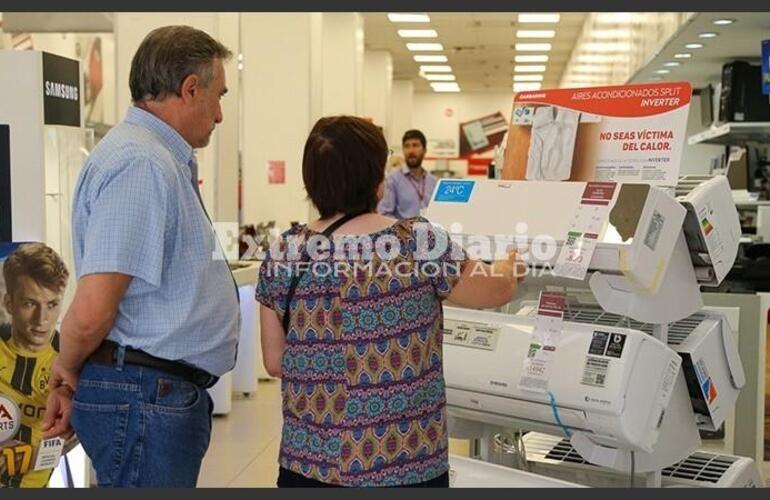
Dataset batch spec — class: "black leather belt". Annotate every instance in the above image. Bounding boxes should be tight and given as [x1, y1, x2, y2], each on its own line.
[89, 340, 219, 388]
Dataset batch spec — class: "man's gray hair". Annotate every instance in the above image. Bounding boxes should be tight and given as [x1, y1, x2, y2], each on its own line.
[129, 25, 232, 102]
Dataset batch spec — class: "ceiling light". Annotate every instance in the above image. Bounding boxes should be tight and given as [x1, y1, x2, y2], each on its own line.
[595, 13, 638, 24]
[414, 54, 448, 63]
[513, 74, 544, 82]
[577, 54, 615, 63]
[513, 82, 542, 92]
[673, 53, 692, 59]
[515, 43, 552, 52]
[663, 61, 681, 67]
[387, 13, 430, 23]
[419, 65, 452, 73]
[431, 82, 461, 92]
[568, 65, 612, 74]
[685, 43, 704, 49]
[698, 32, 719, 38]
[516, 30, 556, 39]
[407, 43, 443, 51]
[515, 55, 549, 63]
[515, 65, 547, 73]
[582, 42, 631, 53]
[518, 14, 560, 23]
[423, 74, 456, 81]
[590, 29, 632, 39]
[398, 29, 438, 38]
[713, 19, 735, 25]
[655, 69, 671, 74]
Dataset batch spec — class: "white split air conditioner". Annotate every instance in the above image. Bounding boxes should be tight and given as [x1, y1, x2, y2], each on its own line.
[443, 306, 701, 473]
[522, 432, 762, 488]
[426, 176, 740, 324]
[516, 302, 745, 432]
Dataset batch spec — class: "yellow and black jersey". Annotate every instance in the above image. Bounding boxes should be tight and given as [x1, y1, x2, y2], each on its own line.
[0, 326, 58, 488]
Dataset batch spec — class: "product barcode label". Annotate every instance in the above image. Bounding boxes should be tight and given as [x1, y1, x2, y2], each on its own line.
[581, 356, 610, 387]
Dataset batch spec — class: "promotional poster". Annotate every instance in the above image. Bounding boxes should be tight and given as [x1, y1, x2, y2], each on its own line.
[0, 242, 68, 488]
[502, 82, 692, 187]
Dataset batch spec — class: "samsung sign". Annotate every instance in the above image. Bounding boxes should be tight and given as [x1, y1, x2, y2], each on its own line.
[42, 52, 81, 127]
[44, 81, 79, 101]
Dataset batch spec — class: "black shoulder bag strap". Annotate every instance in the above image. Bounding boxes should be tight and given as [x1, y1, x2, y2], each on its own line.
[282, 211, 366, 333]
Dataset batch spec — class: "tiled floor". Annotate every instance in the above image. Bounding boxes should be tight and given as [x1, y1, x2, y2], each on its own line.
[198, 380, 283, 487]
[198, 379, 770, 487]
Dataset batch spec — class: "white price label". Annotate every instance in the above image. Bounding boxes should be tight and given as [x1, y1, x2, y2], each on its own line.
[33, 437, 63, 471]
[518, 292, 567, 393]
[554, 182, 617, 280]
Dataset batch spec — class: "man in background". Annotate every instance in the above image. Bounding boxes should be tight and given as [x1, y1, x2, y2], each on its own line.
[377, 129, 439, 219]
[1, 243, 68, 488]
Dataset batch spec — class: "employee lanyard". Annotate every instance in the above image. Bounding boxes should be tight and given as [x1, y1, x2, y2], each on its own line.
[405, 170, 426, 201]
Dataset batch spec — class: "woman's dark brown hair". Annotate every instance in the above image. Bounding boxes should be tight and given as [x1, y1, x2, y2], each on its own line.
[302, 116, 388, 219]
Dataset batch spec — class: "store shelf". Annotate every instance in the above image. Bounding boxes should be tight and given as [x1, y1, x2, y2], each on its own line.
[688, 122, 770, 146]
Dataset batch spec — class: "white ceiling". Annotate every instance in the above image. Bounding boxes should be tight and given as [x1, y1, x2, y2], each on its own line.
[363, 12, 588, 94]
[630, 12, 770, 89]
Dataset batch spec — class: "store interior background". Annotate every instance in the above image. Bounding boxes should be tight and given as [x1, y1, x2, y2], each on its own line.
[1, 11, 770, 486]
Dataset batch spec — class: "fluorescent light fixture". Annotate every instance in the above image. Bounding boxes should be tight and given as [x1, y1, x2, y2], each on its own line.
[663, 61, 681, 67]
[387, 13, 430, 23]
[673, 53, 692, 59]
[513, 82, 542, 92]
[713, 18, 735, 25]
[515, 43, 552, 51]
[515, 55, 549, 63]
[514, 65, 546, 73]
[414, 54, 448, 63]
[581, 42, 631, 53]
[685, 43, 704, 49]
[590, 29, 632, 39]
[595, 13, 638, 24]
[423, 74, 456, 81]
[698, 32, 719, 38]
[407, 43, 443, 51]
[419, 65, 452, 73]
[569, 65, 612, 74]
[513, 74, 544, 82]
[398, 29, 438, 38]
[516, 30, 556, 39]
[655, 69, 671, 74]
[577, 54, 615, 63]
[518, 13, 560, 23]
[431, 82, 460, 92]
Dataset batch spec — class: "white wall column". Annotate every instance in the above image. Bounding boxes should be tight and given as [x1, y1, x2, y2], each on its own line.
[363, 50, 393, 139]
[320, 13, 364, 117]
[239, 13, 321, 230]
[390, 79, 414, 148]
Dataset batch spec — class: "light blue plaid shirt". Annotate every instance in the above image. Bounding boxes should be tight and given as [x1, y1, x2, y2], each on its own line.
[377, 166, 438, 219]
[72, 106, 239, 376]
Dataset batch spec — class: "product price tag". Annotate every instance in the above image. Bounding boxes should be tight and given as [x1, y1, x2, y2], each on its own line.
[33, 437, 63, 471]
[553, 182, 617, 280]
[518, 292, 567, 393]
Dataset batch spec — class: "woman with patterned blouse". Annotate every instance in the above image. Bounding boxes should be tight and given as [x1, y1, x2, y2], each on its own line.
[256, 116, 523, 488]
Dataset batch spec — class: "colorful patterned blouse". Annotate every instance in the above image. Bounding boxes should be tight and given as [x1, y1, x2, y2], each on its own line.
[255, 216, 468, 487]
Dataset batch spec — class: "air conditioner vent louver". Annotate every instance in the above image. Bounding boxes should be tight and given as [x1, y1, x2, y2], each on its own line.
[536, 303, 708, 346]
[533, 436, 736, 484]
[661, 452, 737, 483]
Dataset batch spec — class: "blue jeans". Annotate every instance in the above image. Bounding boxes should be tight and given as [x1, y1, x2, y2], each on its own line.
[71, 355, 213, 487]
